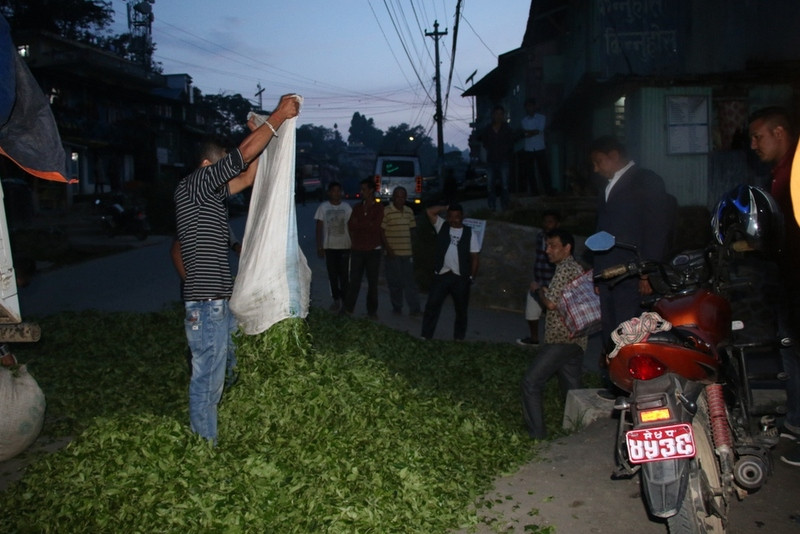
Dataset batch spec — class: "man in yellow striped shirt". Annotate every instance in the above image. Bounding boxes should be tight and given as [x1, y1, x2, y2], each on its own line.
[381, 187, 421, 315]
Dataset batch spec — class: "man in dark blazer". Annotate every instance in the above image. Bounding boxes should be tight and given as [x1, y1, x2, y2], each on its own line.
[590, 136, 676, 394]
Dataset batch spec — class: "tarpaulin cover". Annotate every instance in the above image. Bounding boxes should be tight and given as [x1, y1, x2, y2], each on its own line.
[0, 14, 70, 183]
[230, 102, 311, 334]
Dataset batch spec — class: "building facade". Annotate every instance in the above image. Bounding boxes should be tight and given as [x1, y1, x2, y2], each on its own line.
[465, 0, 800, 206]
[10, 30, 210, 210]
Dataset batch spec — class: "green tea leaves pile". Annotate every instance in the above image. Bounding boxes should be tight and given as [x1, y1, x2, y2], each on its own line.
[1, 308, 570, 533]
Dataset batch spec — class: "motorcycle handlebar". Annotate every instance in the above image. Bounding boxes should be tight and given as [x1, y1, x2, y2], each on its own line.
[594, 264, 630, 280]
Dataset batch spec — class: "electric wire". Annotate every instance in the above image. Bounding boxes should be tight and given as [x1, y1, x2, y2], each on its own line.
[140, 1, 496, 149]
[381, 0, 434, 103]
[390, 0, 430, 74]
[366, 0, 421, 96]
[443, 0, 462, 117]
[461, 13, 496, 58]
[408, 0, 435, 64]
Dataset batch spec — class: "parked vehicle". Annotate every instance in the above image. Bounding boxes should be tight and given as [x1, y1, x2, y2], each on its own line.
[96, 194, 150, 241]
[374, 154, 423, 206]
[586, 185, 786, 533]
[340, 176, 362, 200]
[301, 176, 325, 202]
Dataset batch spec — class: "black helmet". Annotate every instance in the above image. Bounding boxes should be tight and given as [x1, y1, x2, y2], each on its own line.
[712, 185, 784, 252]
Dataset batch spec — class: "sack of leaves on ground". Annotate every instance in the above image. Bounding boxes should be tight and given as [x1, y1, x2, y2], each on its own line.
[0, 364, 45, 461]
[0, 309, 572, 533]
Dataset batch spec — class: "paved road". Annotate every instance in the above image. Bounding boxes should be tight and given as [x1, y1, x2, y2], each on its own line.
[19, 203, 525, 343]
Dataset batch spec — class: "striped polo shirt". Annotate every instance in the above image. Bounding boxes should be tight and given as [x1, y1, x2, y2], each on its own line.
[382, 203, 416, 256]
[175, 149, 245, 301]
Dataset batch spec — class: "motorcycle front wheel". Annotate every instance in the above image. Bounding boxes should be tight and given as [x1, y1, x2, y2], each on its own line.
[667, 396, 726, 533]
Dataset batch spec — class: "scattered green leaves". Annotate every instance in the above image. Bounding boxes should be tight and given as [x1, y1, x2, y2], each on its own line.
[1, 308, 576, 533]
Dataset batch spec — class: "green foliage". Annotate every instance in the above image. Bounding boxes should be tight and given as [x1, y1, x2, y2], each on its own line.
[296, 124, 346, 163]
[1, 309, 574, 533]
[12, 309, 187, 437]
[348, 111, 384, 150]
[196, 93, 255, 140]
[381, 123, 438, 175]
[2, 0, 114, 42]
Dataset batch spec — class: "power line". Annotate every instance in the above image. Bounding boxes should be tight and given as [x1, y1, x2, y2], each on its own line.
[461, 14, 496, 58]
[144, 3, 476, 147]
[408, 0, 435, 65]
[156, 18, 423, 106]
[366, 0, 421, 96]
[443, 0, 462, 117]
[380, 0, 434, 103]
[390, 0, 429, 73]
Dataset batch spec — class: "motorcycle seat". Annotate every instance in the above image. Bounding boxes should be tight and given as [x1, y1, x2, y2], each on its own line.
[647, 330, 684, 345]
[648, 327, 711, 351]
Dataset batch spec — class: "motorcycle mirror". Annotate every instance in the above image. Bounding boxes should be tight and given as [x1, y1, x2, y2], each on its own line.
[585, 231, 616, 252]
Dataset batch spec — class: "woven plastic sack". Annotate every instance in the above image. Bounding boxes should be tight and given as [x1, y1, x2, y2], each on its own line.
[0, 365, 45, 461]
[556, 269, 602, 338]
[230, 101, 311, 334]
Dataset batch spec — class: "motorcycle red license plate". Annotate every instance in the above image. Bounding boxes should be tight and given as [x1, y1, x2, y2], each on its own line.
[625, 423, 696, 464]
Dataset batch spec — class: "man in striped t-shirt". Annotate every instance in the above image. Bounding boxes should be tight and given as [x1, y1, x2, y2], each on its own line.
[381, 187, 421, 315]
[175, 94, 299, 444]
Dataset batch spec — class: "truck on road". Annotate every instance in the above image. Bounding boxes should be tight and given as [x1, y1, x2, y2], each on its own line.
[374, 154, 423, 206]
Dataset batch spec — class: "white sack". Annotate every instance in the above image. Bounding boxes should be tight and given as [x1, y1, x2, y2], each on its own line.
[0, 364, 46, 461]
[230, 102, 311, 334]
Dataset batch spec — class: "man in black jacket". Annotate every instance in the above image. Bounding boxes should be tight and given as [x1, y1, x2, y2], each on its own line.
[421, 204, 481, 340]
[590, 136, 676, 394]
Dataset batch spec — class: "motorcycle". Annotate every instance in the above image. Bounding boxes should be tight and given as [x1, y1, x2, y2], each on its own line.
[95, 195, 150, 241]
[586, 185, 787, 533]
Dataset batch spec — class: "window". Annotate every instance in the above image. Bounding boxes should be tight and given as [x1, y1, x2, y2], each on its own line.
[666, 96, 709, 154]
[614, 96, 626, 142]
[381, 160, 416, 176]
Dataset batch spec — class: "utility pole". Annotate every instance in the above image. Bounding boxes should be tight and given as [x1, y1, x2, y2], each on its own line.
[426, 20, 447, 165]
[255, 83, 265, 111]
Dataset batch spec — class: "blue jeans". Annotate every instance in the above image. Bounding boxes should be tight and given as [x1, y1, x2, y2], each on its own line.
[487, 160, 510, 210]
[384, 255, 420, 313]
[521, 343, 584, 439]
[185, 299, 237, 443]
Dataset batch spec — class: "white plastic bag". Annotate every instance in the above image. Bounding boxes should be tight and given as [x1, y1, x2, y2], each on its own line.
[230, 100, 311, 334]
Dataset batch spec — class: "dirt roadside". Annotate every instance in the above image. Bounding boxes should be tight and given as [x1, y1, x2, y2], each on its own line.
[455, 416, 800, 533]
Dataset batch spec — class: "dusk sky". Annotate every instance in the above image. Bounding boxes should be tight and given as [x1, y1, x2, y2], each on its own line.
[108, 1, 531, 150]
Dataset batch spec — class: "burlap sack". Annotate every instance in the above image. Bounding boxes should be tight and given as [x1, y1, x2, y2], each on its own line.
[0, 364, 46, 461]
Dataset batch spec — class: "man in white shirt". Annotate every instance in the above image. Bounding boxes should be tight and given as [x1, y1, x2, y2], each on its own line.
[421, 203, 481, 340]
[520, 97, 551, 196]
[314, 181, 352, 311]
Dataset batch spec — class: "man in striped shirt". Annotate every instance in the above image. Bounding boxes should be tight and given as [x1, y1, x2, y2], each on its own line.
[381, 187, 421, 315]
[175, 94, 299, 443]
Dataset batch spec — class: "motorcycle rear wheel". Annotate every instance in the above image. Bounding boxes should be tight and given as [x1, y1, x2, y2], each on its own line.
[667, 398, 725, 533]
